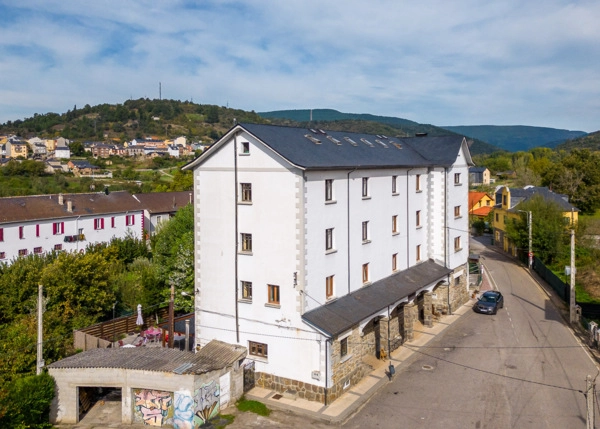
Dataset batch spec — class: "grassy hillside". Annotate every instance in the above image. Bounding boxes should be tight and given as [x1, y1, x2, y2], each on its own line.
[441, 125, 587, 152]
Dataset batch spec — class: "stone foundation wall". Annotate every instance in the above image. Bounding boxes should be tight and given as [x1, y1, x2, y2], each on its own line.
[255, 326, 373, 404]
[256, 372, 325, 403]
[450, 264, 470, 311]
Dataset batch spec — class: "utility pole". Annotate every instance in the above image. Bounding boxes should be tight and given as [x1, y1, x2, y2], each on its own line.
[527, 211, 533, 270]
[570, 229, 577, 324]
[37, 284, 44, 375]
[587, 375, 595, 429]
[169, 282, 175, 348]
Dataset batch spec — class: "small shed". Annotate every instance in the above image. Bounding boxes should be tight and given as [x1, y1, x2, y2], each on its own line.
[48, 340, 247, 427]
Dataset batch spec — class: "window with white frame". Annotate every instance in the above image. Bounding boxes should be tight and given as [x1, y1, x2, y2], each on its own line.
[392, 215, 398, 234]
[392, 175, 398, 195]
[454, 173, 461, 185]
[111, 217, 116, 228]
[241, 281, 252, 301]
[416, 244, 421, 262]
[249, 341, 267, 358]
[54, 244, 62, 251]
[454, 205, 461, 218]
[362, 177, 369, 198]
[94, 218, 105, 230]
[325, 179, 334, 202]
[454, 236, 462, 251]
[326, 275, 334, 299]
[126, 215, 135, 226]
[52, 222, 64, 235]
[325, 228, 334, 251]
[34, 247, 42, 254]
[18, 249, 28, 256]
[392, 253, 398, 271]
[241, 233, 252, 252]
[362, 263, 369, 284]
[241, 183, 252, 203]
[267, 284, 280, 305]
[19, 226, 24, 239]
[416, 210, 421, 227]
[241, 142, 250, 154]
[362, 221, 370, 242]
[340, 337, 348, 357]
[416, 174, 421, 191]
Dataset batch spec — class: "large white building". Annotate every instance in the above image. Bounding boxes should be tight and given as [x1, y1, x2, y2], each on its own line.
[184, 123, 474, 404]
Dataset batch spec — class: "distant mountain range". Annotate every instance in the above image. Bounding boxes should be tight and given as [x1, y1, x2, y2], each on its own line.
[440, 125, 587, 152]
[1, 102, 592, 155]
[259, 109, 590, 153]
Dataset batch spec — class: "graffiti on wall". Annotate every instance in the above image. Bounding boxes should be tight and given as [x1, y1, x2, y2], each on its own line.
[133, 389, 173, 426]
[194, 381, 220, 425]
[173, 391, 194, 429]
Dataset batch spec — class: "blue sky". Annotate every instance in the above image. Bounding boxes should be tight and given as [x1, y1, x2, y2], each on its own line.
[1, 0, 599, 132]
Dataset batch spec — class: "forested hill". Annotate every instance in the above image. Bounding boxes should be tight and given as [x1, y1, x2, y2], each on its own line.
[259, 108, 500, 155]
[556, 131, 600, 151]
[441, 125, 587, 152]
[0, 99, 267, 144]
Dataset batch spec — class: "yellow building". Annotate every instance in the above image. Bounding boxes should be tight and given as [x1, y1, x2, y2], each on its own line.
[492, 186, 578, 256]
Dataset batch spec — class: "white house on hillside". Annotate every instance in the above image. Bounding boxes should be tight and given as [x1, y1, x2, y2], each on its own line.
[0, 190, 192, 264]
[183, 123, 474, 404]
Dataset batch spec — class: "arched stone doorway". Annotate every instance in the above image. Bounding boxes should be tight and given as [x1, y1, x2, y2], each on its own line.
[362, 317, 382, 359]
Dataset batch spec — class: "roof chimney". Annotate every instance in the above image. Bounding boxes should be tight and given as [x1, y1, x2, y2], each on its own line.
[67, 200, 73, 213]
[58, 193, 64, 205]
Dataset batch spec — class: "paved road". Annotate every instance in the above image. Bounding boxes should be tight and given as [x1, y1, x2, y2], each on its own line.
[342, 237, 599, 429]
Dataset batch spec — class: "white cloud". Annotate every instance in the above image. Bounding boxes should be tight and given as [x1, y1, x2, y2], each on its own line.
[0, 0, 598, 131]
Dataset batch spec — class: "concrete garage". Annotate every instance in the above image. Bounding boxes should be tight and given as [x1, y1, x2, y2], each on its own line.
[48, 340, 246, 428]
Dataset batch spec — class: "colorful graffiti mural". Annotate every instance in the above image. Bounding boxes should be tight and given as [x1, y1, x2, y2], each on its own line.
[194, 381, 220, 426]
[173, 392, 194, 429]
[133, 389, 173, 426]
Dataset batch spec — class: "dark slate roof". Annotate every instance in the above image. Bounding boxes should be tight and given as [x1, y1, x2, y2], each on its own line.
[501, 186, 579, 212]
[186, 123, 469, 171]
[48, 340, 246, 375]
[0, 191, 144, 223]
[469, 167, 487, 173]
[302, 259, 452, 337]
[70, 160, 99, 169]
[132, 191, 193, 214]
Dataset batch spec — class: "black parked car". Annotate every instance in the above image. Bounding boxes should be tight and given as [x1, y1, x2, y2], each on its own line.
[474, 290, 504, 315]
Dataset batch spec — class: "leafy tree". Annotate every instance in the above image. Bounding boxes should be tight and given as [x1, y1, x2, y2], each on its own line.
[505, 195, 569, 265]
[0, 372, 55, 429]
[151, 203, 194, 303]
[542, 149, 600, 214]
[206, 106, 220, 124]
[169, 169, 193, 191]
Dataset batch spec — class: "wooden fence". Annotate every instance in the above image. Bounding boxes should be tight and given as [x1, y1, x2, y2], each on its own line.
[74, 307, 170, 351]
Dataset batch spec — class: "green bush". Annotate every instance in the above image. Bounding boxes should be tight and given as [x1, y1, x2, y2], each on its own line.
[0, 372, 55, 428]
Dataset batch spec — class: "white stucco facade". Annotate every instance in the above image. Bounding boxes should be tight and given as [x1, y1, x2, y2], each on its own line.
[186, 124, 472, 399]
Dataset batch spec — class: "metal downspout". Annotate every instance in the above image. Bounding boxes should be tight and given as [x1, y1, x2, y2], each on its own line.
[234, 132, 240, 343]
[347, 168, 357, 294]
[406, 168, 413, 267]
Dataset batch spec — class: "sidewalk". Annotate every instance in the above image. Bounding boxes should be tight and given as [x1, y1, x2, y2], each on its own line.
[244, 282, 491, 425]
